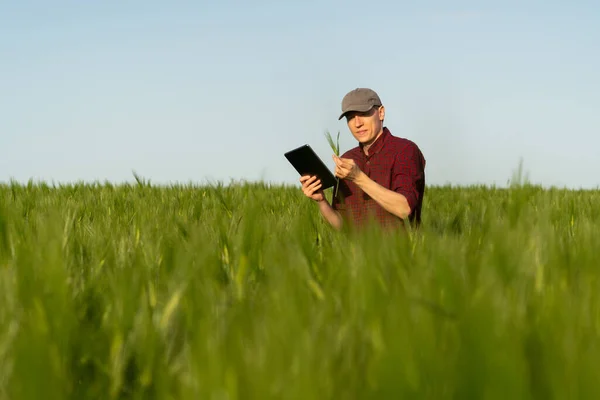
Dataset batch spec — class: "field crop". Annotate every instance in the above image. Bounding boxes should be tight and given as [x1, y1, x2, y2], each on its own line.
[1, 177, 600, 399]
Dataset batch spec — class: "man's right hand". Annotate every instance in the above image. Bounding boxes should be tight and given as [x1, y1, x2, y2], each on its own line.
[300, 175, 325, 202]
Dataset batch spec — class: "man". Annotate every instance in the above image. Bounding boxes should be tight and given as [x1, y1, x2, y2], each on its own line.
[300, 88, 426, 231]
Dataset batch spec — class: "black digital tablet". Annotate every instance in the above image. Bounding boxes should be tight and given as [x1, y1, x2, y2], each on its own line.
[284, 144, 338, 190]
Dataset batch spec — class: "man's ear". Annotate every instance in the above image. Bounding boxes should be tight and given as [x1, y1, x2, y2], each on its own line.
[378, 106, 385, 121]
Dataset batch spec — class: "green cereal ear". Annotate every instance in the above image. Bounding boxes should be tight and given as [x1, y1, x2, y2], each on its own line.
[324, 131, 339, 156]
[324, 130, 341, 198]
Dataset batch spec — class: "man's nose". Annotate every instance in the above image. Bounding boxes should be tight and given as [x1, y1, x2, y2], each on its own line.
[354, 116, 362, 127]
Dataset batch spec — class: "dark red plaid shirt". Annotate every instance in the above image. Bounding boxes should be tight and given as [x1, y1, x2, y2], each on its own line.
[331, 127, 426, 230]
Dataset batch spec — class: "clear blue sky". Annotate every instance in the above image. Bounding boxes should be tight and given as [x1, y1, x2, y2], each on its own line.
[2, 1, 599, 188]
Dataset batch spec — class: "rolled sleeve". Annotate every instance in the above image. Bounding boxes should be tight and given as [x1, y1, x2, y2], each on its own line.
[391, 143, 425, 212]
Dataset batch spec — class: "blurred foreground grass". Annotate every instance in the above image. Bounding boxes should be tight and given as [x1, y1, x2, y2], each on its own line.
[1, 179, 600, 399]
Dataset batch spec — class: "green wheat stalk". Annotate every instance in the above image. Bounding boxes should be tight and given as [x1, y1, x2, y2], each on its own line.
[324, 130, 340, 198]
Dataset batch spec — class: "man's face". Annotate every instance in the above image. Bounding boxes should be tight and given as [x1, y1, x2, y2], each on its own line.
[345, 106, 385, 145]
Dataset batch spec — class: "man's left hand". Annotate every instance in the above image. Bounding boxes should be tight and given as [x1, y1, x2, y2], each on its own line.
[333, 155, 362, 182]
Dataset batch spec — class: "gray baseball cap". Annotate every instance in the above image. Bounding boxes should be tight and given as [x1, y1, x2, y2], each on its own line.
[338, 88, 382, 120]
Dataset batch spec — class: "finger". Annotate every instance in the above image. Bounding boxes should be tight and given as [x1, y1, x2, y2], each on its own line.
[300, 176, 312, 185]
[308, 179, 321, 190]
[337, 164, 348, 173]
[305, 184, 321, 197]
[301, 175, 316, 185]
[309, 180, 322, 189]
[335, 160, 348, 171]
[304, 176, 319, 188]
[338, 158, 353, 167]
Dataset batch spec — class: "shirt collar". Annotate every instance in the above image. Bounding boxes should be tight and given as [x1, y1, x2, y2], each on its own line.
[359, 127, 391, 157]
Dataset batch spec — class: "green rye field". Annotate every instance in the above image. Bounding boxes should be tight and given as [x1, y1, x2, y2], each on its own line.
[1, 174, 600, 399]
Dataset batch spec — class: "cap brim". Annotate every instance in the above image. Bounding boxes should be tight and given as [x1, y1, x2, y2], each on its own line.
[338, 104, 377, 120]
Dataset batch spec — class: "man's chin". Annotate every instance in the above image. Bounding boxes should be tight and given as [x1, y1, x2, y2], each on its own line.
[354, 133, 369, 143]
